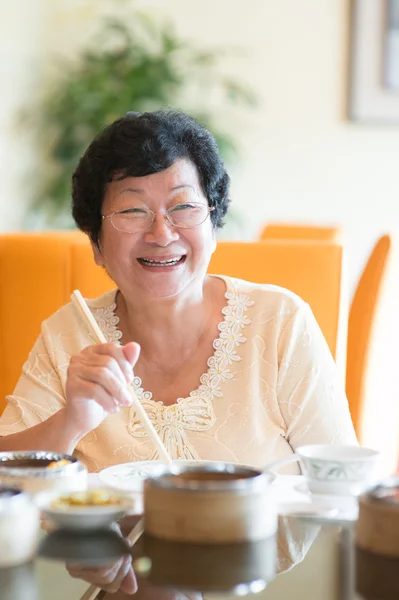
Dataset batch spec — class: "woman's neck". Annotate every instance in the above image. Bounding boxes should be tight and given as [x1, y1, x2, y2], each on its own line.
[116, 276, 222, 363]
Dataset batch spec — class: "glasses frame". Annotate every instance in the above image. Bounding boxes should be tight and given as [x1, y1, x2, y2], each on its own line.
[102, 202, 215, 233]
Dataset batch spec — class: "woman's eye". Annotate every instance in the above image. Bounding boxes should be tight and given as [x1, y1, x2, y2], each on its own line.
[119, 208, 147, 215]
[172, 204, 196, 211]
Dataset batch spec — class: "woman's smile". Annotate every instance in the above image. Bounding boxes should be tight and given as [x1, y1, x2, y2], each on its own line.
[137, 254, 187, 270]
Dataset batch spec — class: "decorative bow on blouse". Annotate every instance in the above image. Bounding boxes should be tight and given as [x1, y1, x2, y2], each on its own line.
[127, 393, 216, 460]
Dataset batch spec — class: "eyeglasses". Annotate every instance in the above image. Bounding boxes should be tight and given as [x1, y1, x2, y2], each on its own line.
[102, 202, 215, 234]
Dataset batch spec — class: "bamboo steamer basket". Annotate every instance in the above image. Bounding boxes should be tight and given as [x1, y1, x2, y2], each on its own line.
[133, 532, 276, 593]
[143, 463, 277, 544]
[355, 478, 399, 599]
[356, 477, 399, 558]
[356, 545, 399, 600]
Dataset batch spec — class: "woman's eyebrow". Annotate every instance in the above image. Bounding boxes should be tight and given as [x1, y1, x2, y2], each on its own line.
[118, 187, 145, 195]
[117, 184, 196, 198]
[170, 184, 195, 192]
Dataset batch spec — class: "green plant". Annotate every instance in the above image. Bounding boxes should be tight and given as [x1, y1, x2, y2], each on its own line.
[27, 11, 256, 226]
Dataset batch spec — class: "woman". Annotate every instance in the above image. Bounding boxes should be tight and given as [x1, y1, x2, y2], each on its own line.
[0, 110, 357, 472]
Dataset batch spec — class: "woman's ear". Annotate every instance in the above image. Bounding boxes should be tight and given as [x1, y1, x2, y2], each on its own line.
[90, 238, 104, 267]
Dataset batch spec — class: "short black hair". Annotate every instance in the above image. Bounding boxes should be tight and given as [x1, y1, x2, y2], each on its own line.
[72, 109, 231, 244]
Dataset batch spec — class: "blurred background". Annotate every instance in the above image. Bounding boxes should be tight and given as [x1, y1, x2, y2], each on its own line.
[2, 0, 399, 278]
[0, 0, 398, 468]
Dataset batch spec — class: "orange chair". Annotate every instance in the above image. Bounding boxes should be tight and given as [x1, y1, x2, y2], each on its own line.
[0, 234, 347, 413]
[346, 235, 392, 435]
[260, 223, 341, 242]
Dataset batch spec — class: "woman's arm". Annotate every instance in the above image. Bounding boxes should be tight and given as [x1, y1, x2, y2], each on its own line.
[0, 332, 81, 452]
[276, 303, 357, 449]
[0, 408, 86, 454]
[0, 329, 139, 455]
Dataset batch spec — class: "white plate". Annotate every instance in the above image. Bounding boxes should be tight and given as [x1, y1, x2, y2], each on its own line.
[35, 488, 136, 531]
[99, 460, 227, 493]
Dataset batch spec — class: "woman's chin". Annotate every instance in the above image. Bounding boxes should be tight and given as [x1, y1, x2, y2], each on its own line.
[140, 281, 189, 300]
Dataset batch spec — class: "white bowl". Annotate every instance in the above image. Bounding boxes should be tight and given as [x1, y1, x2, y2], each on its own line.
[34, 488, 135, 531]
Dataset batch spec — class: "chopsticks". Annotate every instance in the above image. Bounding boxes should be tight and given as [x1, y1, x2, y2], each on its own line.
[71, 290, 173, 466]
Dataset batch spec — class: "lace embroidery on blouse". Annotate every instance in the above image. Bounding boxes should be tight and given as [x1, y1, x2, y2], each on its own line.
[92, 302, 122, 344]
[91, 284, 254, 461]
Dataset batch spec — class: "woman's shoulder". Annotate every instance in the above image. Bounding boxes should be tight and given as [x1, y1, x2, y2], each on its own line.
[42, 289, 118, 331]
[217, 275, 308, 313]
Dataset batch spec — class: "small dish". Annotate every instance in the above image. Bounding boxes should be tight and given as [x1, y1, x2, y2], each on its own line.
[34, 488, 136, 531]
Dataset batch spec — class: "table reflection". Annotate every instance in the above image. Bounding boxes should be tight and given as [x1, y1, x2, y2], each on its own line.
[0, 563, 38, 600]
[34, 515, 320, 599]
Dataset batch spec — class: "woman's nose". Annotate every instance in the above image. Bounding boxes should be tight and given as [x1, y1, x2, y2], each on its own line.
[143, 213, 179, 246]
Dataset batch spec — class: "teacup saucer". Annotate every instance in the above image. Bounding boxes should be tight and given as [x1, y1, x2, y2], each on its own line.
[278, 502, 338, 520]
[293, 482, 359, 525]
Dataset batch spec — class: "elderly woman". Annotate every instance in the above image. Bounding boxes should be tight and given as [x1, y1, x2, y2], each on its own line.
[0, 110, 356, 472]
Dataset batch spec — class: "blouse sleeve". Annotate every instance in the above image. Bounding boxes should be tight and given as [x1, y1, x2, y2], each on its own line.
[0, 333, 66, 435]
[277, 303, 357, 449]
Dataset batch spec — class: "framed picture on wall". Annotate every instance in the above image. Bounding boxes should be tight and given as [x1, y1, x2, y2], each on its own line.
[349, 0, 399, 123]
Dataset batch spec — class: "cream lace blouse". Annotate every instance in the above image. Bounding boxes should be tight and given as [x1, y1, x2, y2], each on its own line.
[0, 276, 357, 473]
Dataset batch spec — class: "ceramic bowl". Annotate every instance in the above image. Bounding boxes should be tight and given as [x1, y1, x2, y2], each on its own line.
[0, 451, 87, 494]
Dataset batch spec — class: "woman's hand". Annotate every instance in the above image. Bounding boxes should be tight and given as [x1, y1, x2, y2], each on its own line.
[66, 554, 138, 595]
[64, 341, 140, 436]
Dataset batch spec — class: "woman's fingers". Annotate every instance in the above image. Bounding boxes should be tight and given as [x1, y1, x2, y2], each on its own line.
[68, 343, 141, 408]
[122, 342, 141, 369]
[121, 564, 138, 594]
[66, 558, 122, 585]
[66, 555, 135, 593]
[111, 555, 137, 594]
[69, 380, 119, 413]
[74, 361, 132, 407]
[85, 343, 136, 384]
[65, 342, 141, 428]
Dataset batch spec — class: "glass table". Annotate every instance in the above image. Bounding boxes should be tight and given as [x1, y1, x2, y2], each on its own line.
[1, 511, 397, 600]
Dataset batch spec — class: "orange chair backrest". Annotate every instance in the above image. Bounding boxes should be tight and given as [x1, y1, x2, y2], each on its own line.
[346, 235, 392, 433]
[260, 223, 341, 242]
[0, 234, 346, 413]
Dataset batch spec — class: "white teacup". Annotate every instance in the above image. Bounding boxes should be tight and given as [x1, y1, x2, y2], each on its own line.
[266, 444, 380, 496]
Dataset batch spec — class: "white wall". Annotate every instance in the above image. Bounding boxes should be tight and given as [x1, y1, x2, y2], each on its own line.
[1, 0, 398, 282]
[0, 0, 44, 230]
[0, 0, 397, 467]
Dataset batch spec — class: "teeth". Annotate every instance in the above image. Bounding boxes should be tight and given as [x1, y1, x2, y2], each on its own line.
[140, 257, 182, 266]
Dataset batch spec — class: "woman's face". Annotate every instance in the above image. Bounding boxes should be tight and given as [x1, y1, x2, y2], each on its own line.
[92, 159, 217, 301]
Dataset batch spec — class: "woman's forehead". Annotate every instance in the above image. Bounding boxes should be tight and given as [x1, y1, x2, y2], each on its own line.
[112, 159, 201, 193]
[103, 159, 203, 209]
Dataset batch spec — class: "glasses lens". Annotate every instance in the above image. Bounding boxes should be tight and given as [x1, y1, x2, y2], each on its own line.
[168, 203, 209, 228]
[111, 209, 153, 233]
